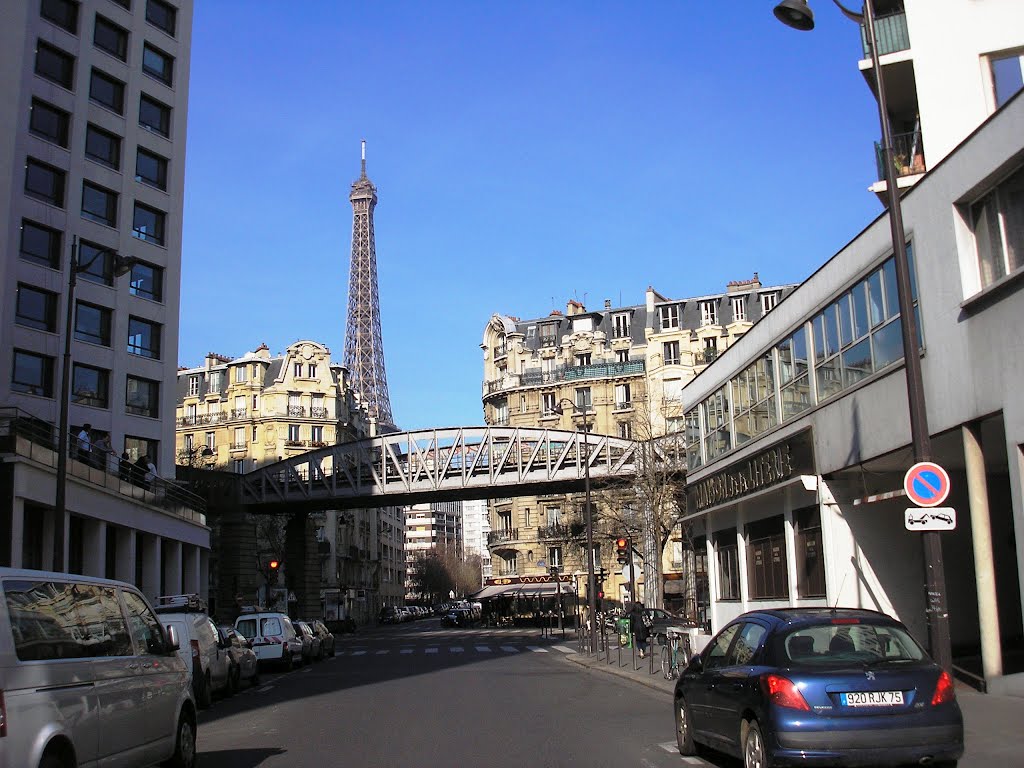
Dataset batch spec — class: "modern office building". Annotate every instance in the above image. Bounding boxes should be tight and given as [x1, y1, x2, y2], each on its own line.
[0, 0, 206, 595]
[480, 278, 797, 616]
[404, 501, 462, 601]
[461, 498, 491, 581]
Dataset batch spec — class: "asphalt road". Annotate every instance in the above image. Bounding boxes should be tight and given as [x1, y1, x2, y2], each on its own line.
[195, 618, 714, 768]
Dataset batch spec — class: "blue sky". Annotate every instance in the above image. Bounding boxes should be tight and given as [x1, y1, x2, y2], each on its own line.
[180, 1, 884, 431]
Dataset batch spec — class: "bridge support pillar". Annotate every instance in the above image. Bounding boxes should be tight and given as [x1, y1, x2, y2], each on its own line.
[285, 512, 320, 619]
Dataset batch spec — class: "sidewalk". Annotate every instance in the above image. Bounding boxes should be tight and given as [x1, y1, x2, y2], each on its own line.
[565, 644, 1024, 767]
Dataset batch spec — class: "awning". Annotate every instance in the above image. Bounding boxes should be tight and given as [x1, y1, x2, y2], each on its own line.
[469, 582, 577, 600]
[467, 585, 507, 600]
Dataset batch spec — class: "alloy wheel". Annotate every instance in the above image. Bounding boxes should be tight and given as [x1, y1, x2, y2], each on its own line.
[744, 721, 765, 768]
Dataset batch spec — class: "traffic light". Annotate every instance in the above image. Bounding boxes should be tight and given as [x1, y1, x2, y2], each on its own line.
[268, 558, 280, 571]
[615, 537, 629, 565]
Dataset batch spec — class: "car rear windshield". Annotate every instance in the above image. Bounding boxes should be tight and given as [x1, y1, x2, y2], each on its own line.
[776, 621, 927, 667]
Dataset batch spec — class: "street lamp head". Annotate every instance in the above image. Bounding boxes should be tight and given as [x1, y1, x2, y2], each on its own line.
[774, 0, 815, 30]
[111, 254, 139, 278]
[551, 398, 578, 417]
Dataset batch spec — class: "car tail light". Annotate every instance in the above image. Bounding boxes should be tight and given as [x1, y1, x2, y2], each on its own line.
[1, 689, 7, 737]
[762, 674, 811, 711]
[931, 670, 956, 705]
[190, 639, 200, 661]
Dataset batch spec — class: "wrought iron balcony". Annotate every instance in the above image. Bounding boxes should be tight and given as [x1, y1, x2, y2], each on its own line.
[310, 407, 329, 419]
[484, 359, 645, 395]
[487, 529, 518, 545]
[697, 347, 719, 364]
[230, 408, 248, 419]
[176, 412, 227, 427]
[537, 523, 573, 540]
[860, 8, 909, 58]
[287, 405, 305, 417]
[230, 442, 246, 451]
[875, 130, 926, 181]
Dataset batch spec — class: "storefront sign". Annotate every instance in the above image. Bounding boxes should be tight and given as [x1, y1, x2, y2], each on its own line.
[687, 430, 815, 513]
[486, 574, 573, 586]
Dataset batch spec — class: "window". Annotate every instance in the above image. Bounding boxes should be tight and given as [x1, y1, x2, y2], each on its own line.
[990, 50, 1024, 108]
[715, 529, 739, 601]
[81, 181, 117, 226]
[539, 323, 557, 347]
[778, 326, 811, 419]
[205, 432, 215, 450]
[662, 340, 680, 365]
[702, 386, 732, 461]
[74, 301, 112, 346]
[233, 427, 245, 449]
[132, 202, 165, 245]
[794, 507, 826, 598]
[541, 392, 556, 415]
[703, 624, 740, 672]
[761, 292, 779, 314]
[121, 590, 165, 655]
[232, 459, 245, 474]
[971, 164, 1023, 289]
[308, 364, 317, 378]
[72, 364, 109, 408]
[746, 516, 789, 600]
[209, 371, 221, 391]
[78, 240, 116, 285]
[612, 312, 630, 338]
[40, 0, 79, 33]
[548, 547, 562, 567]
[25, 159, 65, 206]
[659, 304, 679, 330]
[251, 426, 258, 442]
[35, 41, 75, 88]
[85, 124, 121, 169]
[135, 147, 167, 189]
[20, 220, 62, 268]
[575, 353, 591, 367]
[614, 383, 631, 408]
[731, 352, 777, 446]
[16, 284, 58, 331]
[685, 409, 701, 469]
[188, 375, 199, 396]
[574, 387, 592, 411]
[616, 349, 630, 363]
[729, 623, 767, 666]
[89, 69, 125, 114]
[127, 316, 161, 359]
[139, 94, 170, 137]
[142, 43, 173, 85]
[29, 99, 70, 147]
[94, 15, 128, 60]
[731, 296, 747, 322]
[129, 261, 163, 301]
[146, 0, 177, 36]
[311, 425, 324, 444]
[293, 363, 303, 378]
[701, 300, 719, 326]
[617, 421, 632, 439]
[288, 424, 300, 442]
[125, 375, 159, 417]
[12, 350, 55, 397]
[234, 366, 247, 383]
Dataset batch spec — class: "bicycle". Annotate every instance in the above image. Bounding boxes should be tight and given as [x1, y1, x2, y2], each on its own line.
[661, 628, 690, 680]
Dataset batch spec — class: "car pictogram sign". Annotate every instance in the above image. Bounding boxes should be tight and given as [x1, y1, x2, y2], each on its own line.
[904, 462, 950, 508]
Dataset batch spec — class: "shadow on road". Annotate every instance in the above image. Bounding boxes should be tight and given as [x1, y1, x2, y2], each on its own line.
[196, 747, 287, 766]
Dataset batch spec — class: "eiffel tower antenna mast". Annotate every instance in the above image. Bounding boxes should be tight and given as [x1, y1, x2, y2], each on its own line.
[343, 140, 395, 428]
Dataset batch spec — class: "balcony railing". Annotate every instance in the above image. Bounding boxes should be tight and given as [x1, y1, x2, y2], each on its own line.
[284, 439, 330, 449]
[487, 529, 519, 545]
[230, 442, 247, 450]
[860, 9, 909, 58]
[537, 523, 578, 540]
[310, 407, 329, 419]
[230, 408, 248, 419]
[875, 130, 926, 181]
[287, 405, 305, 417]
[176, 412, 227, 427]
[696, 348, 719, 364]
[485, 359, 645, 395]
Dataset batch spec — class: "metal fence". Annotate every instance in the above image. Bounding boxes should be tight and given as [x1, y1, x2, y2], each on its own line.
[575, 616, 693, 680]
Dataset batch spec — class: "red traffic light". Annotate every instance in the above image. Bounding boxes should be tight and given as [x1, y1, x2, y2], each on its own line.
[268, 559, 280, 570]
[615, 538, 628, 549]
[615, 537, 629, 564]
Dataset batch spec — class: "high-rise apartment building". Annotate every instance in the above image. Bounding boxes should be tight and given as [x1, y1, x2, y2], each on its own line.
[461, 498, 491, 582]
[404, 501, 462, 601]
[480, 277, 796, 615]
[0, 0, 204, 594]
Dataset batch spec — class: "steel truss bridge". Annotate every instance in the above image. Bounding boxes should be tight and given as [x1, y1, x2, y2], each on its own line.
[240, 426, 681, 512]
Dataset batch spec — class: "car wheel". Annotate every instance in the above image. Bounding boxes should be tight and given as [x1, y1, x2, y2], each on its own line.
[675, 697, 697, 756]
[743, 719, 766, 768]
[161, 713, 197, 768]
[38, 750, 71, 768]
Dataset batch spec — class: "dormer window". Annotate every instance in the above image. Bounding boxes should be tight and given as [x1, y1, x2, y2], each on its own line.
[571, 316, 593, 333]
[659, 305, 679, 330]
[612, 312, 630, 338]
[235, 366, 247, 383]
[761, 292, 779, 314]
[540, 324, 557, 347]
[700, 300, 718, 326]
[731, 296, 746, 322]
[575, 353, 591, 367]
[188, 375, 199, 396]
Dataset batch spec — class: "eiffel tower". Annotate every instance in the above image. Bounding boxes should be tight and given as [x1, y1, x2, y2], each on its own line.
[343, 141, 395, 429]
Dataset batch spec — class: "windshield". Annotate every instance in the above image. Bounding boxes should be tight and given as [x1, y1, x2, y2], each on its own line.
[777, 621, 927, 666]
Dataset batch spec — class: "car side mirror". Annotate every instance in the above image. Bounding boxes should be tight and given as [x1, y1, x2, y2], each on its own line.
[164, 624, 181, 653]
[687, 653, 703, 673]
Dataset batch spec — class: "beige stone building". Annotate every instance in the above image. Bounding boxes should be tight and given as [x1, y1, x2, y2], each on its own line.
[175, 340, 406, 623]
[480, 278, 796, 619]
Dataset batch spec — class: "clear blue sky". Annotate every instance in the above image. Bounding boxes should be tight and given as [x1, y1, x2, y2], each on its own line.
[180, 1, 884, 431]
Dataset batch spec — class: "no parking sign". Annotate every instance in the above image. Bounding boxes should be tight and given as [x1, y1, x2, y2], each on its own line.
[904, 462, 950, 508]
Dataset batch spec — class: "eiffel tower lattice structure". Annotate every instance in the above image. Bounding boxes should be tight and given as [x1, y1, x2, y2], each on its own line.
[343, 140, 395, 429]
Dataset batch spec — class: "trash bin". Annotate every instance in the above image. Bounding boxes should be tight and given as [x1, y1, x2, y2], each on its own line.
[616, 617, 632, 647]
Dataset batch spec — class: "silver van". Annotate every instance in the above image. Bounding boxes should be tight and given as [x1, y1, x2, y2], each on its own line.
[0, 568, 197, 768]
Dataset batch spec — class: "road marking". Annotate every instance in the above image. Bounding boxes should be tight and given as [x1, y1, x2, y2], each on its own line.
[375, 650, 389, 655]
[475, 646, 492, 653]
[526, 646, 549, 653]
[425, 647, 439, 654]
[351, 650, 367, 656]
[552, 645, 576, 654]
[449, 646, 464, 653]
[400, 648, 414, 654]
[500, 645, 519, 653]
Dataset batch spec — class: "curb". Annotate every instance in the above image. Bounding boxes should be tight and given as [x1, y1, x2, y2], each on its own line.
[565, 652, 675, 696]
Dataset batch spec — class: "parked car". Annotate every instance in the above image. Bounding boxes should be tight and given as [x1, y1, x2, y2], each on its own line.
[0, 568, 197, 768]
[379, 606, 401, 624]
[673, 607, 963, 768]
[219, 625, 260, 690]
[644, 607, 696, 644]
[155, 593, 232, 708]
[295, 620, 319, 663]
[441, 608, 473, 628]
[302, 619, 335, 657]
[234, 610, 303, 670]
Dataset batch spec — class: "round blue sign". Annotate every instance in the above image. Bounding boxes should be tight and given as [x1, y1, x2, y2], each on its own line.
[904, 462, 950, 508]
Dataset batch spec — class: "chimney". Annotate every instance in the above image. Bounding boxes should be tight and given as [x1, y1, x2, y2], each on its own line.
[566, 299, 585, 316]
[604, 299, 612, 310]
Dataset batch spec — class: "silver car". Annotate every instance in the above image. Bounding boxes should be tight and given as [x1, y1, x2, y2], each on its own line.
[0, 568, 197, 768]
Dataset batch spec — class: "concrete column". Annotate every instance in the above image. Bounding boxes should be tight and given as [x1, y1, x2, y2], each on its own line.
[115, 527, 135, 584]
[140, 534, 161, 600]
[705, 528, 719, 632]
[9, 499, 25, 569]
[962, 423, 1003, 679]
[736, 505, 750, 611]
[42, 508, 58, 571]
[783, 503, 798, 603]
[82, 519, 106, 578]
[182, 545, 200, 595]
[163, 539, 183, 597]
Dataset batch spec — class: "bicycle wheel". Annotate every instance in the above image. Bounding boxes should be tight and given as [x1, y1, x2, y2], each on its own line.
[662, 651, 673, 679]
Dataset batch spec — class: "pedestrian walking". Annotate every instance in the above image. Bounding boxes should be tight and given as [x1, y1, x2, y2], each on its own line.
[76, 423, 92, 464]
[629, 602, 650, 659]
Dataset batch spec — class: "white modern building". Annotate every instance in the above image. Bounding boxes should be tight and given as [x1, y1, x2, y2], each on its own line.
[0, 1, 206, 597]
[461, 498, 492, 581]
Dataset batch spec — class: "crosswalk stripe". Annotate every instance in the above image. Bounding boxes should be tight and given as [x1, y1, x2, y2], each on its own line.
[425, 647, 439, 654]
[351, 650, 366, 656]
[526, 646, 549, 653]
[450, 647, 464, 653]
[475, 646, 491, 653]
[500, 645, 519, 653]
[400, 648, 414, 654]
[552, 645, 576, 654]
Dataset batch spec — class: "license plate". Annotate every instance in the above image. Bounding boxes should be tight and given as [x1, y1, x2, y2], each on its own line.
[840, 690, 904, 707]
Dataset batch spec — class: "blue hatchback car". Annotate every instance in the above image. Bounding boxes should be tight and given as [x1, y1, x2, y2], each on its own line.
[673, 608, 963, 768]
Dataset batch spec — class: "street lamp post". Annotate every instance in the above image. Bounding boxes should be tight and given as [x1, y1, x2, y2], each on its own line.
[54, 235, 137, 572]
[554, 397, 597, 653]
[774, 0, 952, 671]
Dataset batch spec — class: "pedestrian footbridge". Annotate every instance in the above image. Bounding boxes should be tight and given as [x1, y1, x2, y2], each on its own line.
[240, 426, 676, 512]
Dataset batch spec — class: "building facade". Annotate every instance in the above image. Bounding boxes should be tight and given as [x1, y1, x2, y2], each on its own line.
[480, 278, 797, 616]
[0, 0, 207, 596]
[461, 498, 492, 582]
[404, 501, 462, 602]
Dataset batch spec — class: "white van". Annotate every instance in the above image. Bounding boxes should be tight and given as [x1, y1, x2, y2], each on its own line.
[234, 610, 303, 670]
[154, 594, 232, 708]
[0, 567, 196, 768]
